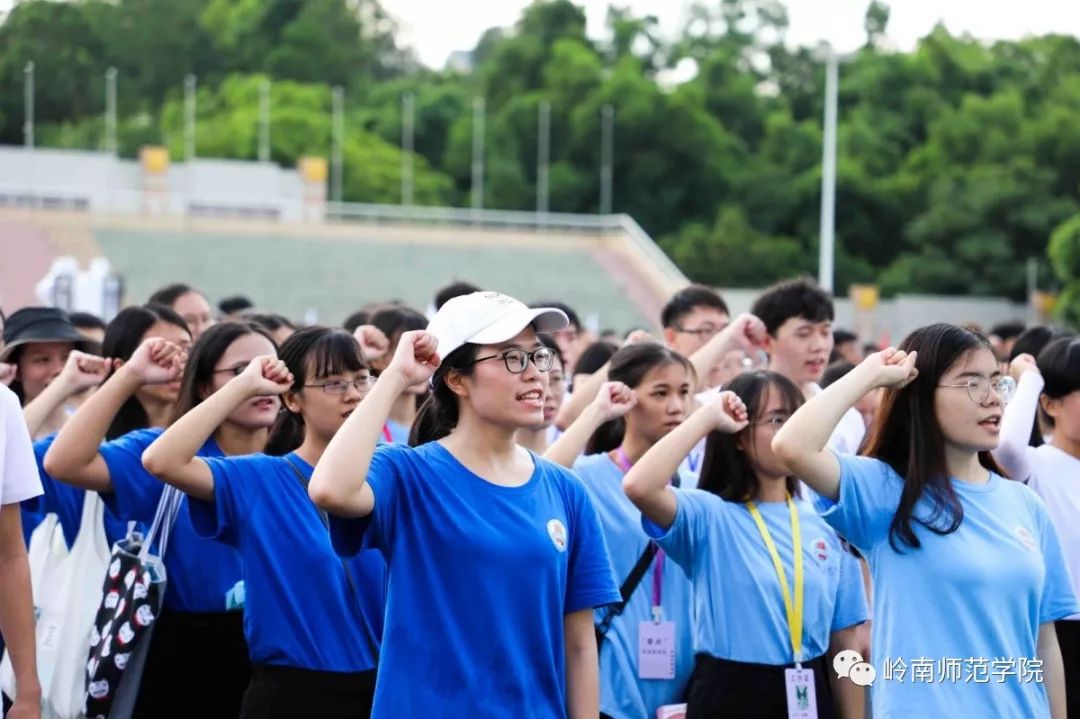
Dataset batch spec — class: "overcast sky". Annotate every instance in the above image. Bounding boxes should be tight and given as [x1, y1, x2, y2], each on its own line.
[382, 0, 1080, 68]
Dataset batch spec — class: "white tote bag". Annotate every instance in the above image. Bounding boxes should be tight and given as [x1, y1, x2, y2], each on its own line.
[2, 493, 111, 718]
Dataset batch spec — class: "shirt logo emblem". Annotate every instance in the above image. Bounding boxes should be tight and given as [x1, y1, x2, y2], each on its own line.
[547, 519, 568, 552]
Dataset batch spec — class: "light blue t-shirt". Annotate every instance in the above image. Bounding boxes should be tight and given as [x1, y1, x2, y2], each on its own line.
[383, 420, 410, 446]
[189, 452, 384, 672]
[98, 428, 242, 613]
[644, 487, 868, 665]
[823, 454, 1080, 719]
[328, 442, 620, 718]
[22, 434, 134, 549]
[573, 453, 695, 719]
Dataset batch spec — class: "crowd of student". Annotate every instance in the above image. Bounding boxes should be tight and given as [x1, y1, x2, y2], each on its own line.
[0, 277, 1077, 719]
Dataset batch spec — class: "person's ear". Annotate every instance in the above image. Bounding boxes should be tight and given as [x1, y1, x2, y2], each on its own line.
[444, 369, 470, 400]
[282, 390, 303, 415]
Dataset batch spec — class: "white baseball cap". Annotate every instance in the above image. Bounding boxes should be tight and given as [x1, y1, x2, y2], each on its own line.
[426, 291, 569, 362]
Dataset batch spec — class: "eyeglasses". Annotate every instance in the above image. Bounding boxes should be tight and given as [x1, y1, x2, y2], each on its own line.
[304, 376, 374, 395]
[750, 416, 788, 429]
[675, 325, 722, 340]
[466, 347, 555, 374]
[938, 375, 1016, 405]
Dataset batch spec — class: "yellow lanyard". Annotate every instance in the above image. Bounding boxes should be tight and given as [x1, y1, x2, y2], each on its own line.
[746, 494, 803, 665]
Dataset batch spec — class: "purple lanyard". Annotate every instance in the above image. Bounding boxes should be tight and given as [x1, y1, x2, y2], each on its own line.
[615, 447, 667, 612]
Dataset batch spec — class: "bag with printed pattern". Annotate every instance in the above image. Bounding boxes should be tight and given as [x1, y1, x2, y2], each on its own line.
[84, 486, 181, 719]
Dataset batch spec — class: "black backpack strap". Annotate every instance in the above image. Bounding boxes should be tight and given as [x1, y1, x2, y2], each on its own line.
[284, 456, 380, 662]
[595, 540, 659, 645]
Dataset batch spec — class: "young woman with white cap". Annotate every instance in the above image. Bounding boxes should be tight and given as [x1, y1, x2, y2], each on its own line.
[309, 291, 620, 718]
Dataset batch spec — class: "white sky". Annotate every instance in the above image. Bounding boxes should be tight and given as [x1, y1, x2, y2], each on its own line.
[383, 0, 1080, 69]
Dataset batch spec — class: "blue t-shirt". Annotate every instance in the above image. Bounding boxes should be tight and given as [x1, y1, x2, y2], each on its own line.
[98, 428, 242, 613]
[645, 487, 868, 665]
[329, 442, 620, 718]
[188, 452, 385, 672]
[22, 434, 133, 549]
[573, 453, 695, 719]
[823, 454, 1080, 719]
[384, 420, 410, 446]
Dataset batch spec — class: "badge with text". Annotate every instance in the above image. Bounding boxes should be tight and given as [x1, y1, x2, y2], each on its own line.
[638, 621, 676, 680]
[784, 667, 818, 719]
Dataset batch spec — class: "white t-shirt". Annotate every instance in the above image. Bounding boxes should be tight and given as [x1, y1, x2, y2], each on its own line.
[1, 384, 43, 506]
[996, 371, 1080, 619]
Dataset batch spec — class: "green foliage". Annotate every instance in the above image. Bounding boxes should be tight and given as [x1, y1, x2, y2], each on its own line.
[4, 0, 1080, 305]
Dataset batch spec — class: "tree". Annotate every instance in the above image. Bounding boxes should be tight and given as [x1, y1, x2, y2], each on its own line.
[1049, 214, 1080, 327]
[864, 1, 890, 49]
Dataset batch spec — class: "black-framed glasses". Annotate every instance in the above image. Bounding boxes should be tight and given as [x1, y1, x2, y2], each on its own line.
[938, 375, 1016, 405]
[466, 347, 555, 374]
[674, 325, 722, 340]
[212, 364, 248, 377]
[304, 376, 374, 395]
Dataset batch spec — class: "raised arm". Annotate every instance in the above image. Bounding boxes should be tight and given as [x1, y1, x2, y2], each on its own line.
[993, 353, 1041, 483]
[44, 338, 183, 492]
[686, 313, 767, 391]
[22, 350, 111, 437]
[142, 356, 292, 501]
[309, 330, 439, 518]
[543, 381, 635, 468]
[773, 348, 918, 501]
[623, 392, 747, 528]
[555, 330, 653, 430]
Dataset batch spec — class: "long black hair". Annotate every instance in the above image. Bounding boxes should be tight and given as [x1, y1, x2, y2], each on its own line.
[170, 321, 277, 425]
[698, 371, 803, 502]
[265, 327, 368, 456]
[863, 323, 1004, 552]
[585, 343, 693, 455]
[105, 304, 190, 439]
[409, 344, 481, 446]
[1010, 326, 1071, 447]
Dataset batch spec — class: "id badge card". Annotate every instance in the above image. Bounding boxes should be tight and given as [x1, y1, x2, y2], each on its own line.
[784, 667, 818, 719]
[637, 620, 676, 680]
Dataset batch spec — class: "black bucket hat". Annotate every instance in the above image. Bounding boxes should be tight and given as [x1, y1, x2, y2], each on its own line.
[0, 307, 99, 363]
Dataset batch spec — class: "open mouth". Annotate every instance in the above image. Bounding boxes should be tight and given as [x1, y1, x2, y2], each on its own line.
[252, 397, 276, 411]
[979, 415, 1002, 430]
[517, 388, 544, 409]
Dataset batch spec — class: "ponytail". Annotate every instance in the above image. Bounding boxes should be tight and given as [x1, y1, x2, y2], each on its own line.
[408, 344, 479, 446]
[266, 412, 306, 456]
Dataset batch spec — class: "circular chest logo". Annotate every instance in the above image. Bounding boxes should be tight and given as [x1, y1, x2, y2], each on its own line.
[547, 519, 568, 552]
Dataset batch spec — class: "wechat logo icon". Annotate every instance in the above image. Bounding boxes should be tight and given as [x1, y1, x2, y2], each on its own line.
[834, 650, 876, 687]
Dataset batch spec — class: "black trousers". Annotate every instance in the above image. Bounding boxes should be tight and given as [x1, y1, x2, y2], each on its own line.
[1058, 620, 1080, 719]
[239, 664, 376, 719]
[133, 610, 251, 719]
[684, 653, 835, 719]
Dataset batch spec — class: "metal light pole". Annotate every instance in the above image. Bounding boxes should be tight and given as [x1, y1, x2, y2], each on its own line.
[537, 100, 550, 215]
[471, 97, 485, 212]
[599, 104, 614, 215]
[184, 74, 197, 161]
[24, 61, 34, 150]
[331, 86, 344, 204]
[818, 48, 839, 293]
[105, 68, 118, 155]
[258, 78, 271, 163]
[402, 92, 415, 207]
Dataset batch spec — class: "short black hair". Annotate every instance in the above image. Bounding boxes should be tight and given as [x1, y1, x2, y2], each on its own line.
[750, 278, 834, 335]
[1038, 336, 1080, 400]
[821, 360, 855, 389]
[219, 295, 254, 315]
[148, 283, 200, 307]
[434, 281, 480, 310]
[343, 310, 370, 334]
[991, 322, 1026, 342]
[661, 285, 729, 329]
[243, 312, 296, 332]
[574, 341, 618, 376]
[833, 329, 857, 345]
[1009, 326, 1066, 362]
[68, 311, 107, 332]
[531, 301, 581, 331]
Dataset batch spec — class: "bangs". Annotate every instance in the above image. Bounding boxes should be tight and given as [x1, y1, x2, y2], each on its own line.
[307, 330, 368, 380]
[1041, 338, 1080, 398]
